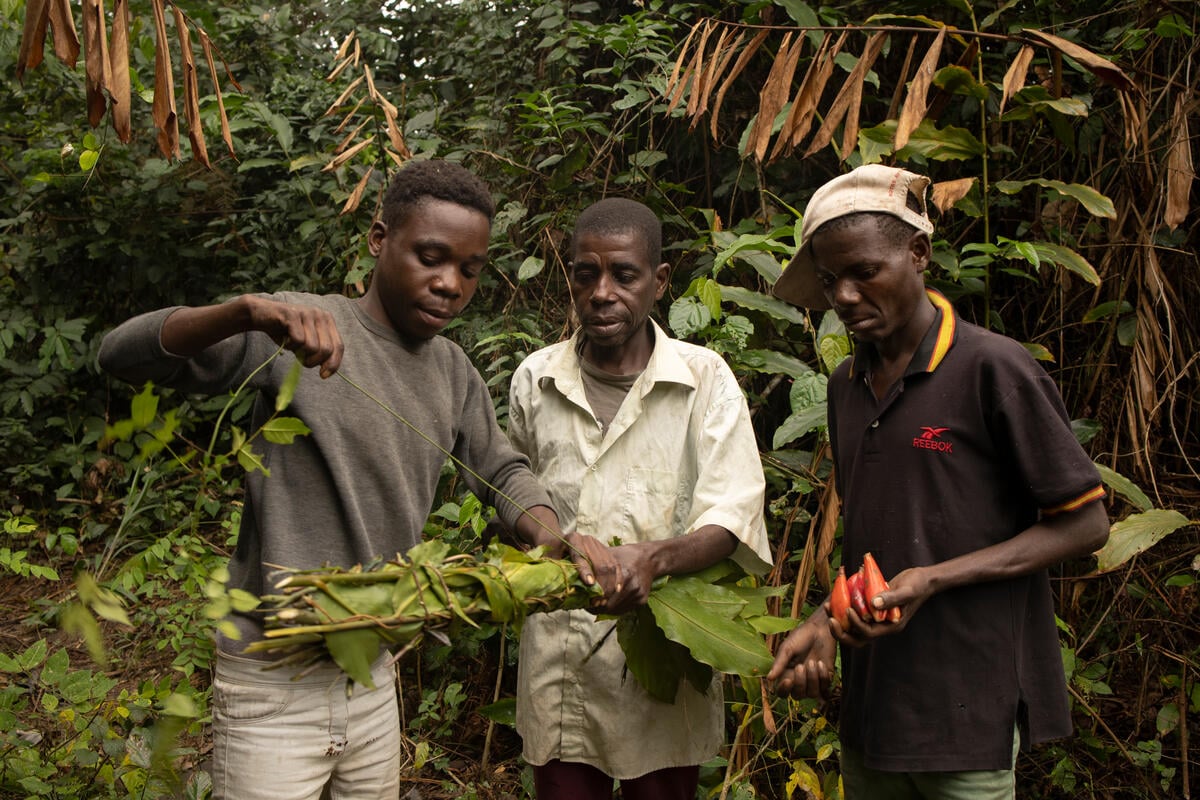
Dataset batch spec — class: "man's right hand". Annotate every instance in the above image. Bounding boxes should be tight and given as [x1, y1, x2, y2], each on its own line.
[244, 296, 344, 378]
[767, 608, 838, 699]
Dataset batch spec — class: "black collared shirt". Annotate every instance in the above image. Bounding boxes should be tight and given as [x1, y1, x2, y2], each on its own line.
[829, 289, 1105, 771]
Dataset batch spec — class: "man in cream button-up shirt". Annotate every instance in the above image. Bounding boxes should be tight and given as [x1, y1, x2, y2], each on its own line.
[507, 198, 772, 800]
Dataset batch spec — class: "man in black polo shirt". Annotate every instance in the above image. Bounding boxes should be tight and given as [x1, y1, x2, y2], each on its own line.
[766, 164, 1109, 799]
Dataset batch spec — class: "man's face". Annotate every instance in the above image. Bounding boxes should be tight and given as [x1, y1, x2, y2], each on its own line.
[363, 198, 490, 341]
[568, 230, 669, 356]
[812, 217, 930, 345]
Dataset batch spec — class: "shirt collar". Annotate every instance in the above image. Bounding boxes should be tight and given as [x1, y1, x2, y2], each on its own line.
[848, 288, 957, 379]
[541, 318, 696, 395]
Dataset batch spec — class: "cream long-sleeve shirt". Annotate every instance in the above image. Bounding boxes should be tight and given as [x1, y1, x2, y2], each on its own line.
[510, 321, 772, 778]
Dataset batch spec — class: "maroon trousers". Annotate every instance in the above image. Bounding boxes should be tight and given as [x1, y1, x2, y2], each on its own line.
[533, 760, 700, 800]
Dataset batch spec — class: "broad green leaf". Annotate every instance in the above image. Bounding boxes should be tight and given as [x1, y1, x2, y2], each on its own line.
[1020, 342, 1055, 362]
[1071, 418, 1102, 445]
[789, 371, 828, 413]
[161, 692, 199, 718]
[1095, 464, 1152, 512]
[260, 416, 312, 444]
[993, 179, 1116, 219]
[776, 0, 818, 26]
[712, 232, 793, 274]
[749, 615, 803, 635]
[617, 608, 686, 703]
[773, 407, 827, 449]
[517, 256, 545, 281]
[17, 638, 49, 671]
[1082, 300, 1133, 323]
[933, 65, 988, 100]
[276, 360, 303, 411]
[719, 285, 806, 325]
[1095, 509, 1192, 572]
[647, 580, 774, 677]
[894, 119, 985, 161]
[819, 334, 851, 373]
[477, 697, 517, 726]
[697, 278, 723, 321]
[325, 628, 382, 688]
[738, 349, 813, 378]
[237, 443, 270, 476]
[1156, 703, 1180, 736]
[668, 296, 711, 337]
[1031, 242, 1101, 285]
[130, 383, 158, 429]
[79, 149, 99, 171]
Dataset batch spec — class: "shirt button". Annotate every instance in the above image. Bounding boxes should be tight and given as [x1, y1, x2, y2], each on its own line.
[870, 420, 880, 428]
[589, 464, 598, 471]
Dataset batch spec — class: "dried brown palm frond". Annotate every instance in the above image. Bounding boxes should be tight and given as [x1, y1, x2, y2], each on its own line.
[662, 19, 1139, 166]
[17, 1, 238, 164]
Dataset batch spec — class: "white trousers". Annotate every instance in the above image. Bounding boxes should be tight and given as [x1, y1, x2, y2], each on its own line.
[211, 651, 401, 800]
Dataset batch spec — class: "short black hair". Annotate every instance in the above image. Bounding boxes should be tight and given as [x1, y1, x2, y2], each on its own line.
[572, 198, 662, 265]
[380, 159, 495, 229]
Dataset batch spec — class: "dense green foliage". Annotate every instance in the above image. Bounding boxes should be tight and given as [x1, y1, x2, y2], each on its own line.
[1, 1, 1196, 798]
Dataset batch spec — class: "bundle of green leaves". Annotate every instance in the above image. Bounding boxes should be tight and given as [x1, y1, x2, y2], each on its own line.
[252, 539, 796, 702]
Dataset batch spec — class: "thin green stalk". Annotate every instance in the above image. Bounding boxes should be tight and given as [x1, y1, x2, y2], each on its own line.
[334, 369, 584, 561]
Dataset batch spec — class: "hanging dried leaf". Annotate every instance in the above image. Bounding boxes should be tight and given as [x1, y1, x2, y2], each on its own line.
[334, 98, 367, 135]
[1020, 28, 1135, 92]
[771, 32, 844, 160]
[1164, 94, 1193, 231]
[710, 28, 769, 140]
[999, 44, 1035, 116]
[81, 0, 112, 128]
[691, 29, 743, 129]
[930, 177, 976, 213]
[47, 0, 80, 66]
[885, 35, 919, 122]
[895, 28, 945, 151]
[323, 135, 375, 172]
[173, 7, 208, 167]
[364, 64, 380, 106]
[151, 0, 179, 160]
[341, 166, 375, 216]
[335, 30, 355, 61]
[666, 20, 709, 116]
[16, 0, 49, 80]
[109, 0, 132, 142]
[710, 27, 768, 140]
[683, 22, 715, 120]
[325, 74, 366, 117]
[382, 103, 412, 160]
[198, 30, 235, 159]
[746, 32, 803, 163]
[805, 32, 887, 160]
[385, 148, 407, 169]
[335, 118, 371, 153]
[664, 20, 705, 106]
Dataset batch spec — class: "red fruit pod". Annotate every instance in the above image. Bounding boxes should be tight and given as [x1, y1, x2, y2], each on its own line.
[862, 552, 898, 623]
[830, 566, 851, 630]
[847, 568, 869, 620]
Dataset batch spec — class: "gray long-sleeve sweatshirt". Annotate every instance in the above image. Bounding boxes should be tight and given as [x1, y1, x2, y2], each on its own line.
[98, 292, 551, 652]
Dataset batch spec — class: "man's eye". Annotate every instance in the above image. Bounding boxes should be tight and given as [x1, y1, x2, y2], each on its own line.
[615, 272, 637, 284]
[818, 274, 835, 287]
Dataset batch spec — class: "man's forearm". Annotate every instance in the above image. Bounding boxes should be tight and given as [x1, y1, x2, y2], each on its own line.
[641, 524, 738, 578]
[511, 504, 564, 554]
[161, 297, 255, 357]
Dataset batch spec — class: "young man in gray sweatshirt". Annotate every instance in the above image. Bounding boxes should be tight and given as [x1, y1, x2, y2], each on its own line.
[99, 159, 566, 800]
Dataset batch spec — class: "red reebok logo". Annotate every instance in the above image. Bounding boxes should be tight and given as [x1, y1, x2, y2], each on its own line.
[912, 426, 953, 453]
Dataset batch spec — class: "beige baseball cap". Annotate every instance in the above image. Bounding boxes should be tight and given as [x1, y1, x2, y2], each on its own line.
[771, 164, 933, 310]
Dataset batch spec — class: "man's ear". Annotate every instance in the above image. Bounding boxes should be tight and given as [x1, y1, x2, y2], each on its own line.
[654, 261, 671, 300]
[910, 232, 932, 271]
[367, 220, 387, 257]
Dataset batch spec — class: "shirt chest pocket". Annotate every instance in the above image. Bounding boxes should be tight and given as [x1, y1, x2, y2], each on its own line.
[620, 467, 686, 543]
